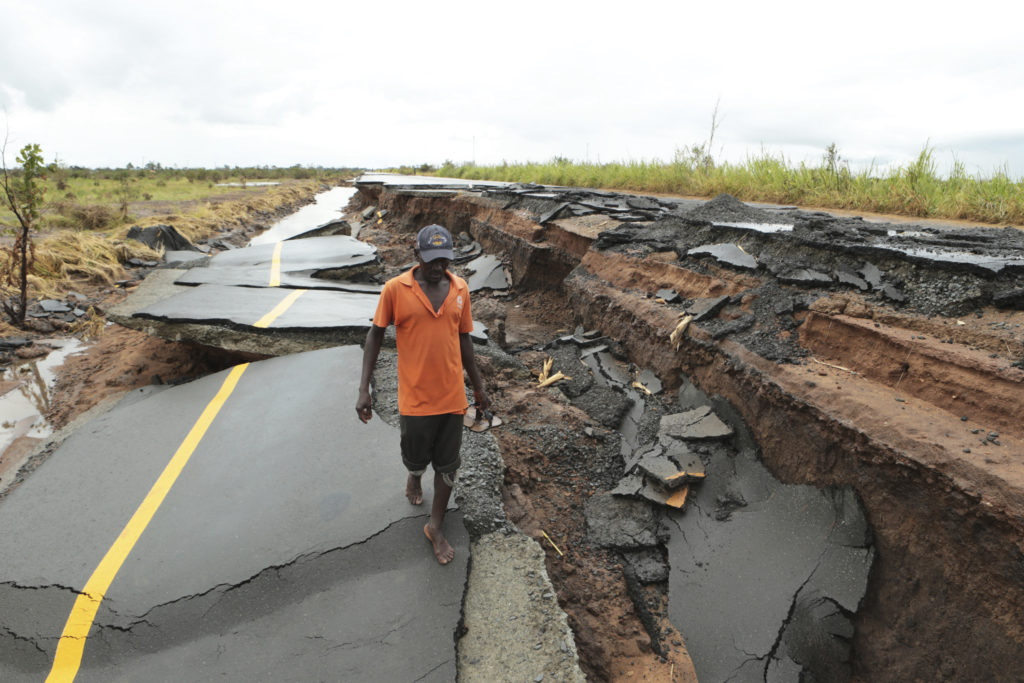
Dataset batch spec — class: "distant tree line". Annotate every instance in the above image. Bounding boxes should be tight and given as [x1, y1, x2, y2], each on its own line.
[50, 163, 364, 183]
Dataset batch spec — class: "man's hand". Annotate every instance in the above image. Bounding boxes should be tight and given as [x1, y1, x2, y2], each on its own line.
[356, 389, 373, 423]
[473, 388, 491, 413]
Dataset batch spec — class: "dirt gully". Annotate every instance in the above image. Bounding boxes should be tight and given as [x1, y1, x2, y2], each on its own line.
[349, 178, 1024, 683]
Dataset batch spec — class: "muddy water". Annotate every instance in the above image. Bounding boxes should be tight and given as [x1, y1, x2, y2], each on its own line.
[0, 339, 86, 469]
[249, 186, 356, 245]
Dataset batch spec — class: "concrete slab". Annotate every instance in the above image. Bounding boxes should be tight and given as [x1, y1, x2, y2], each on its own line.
[459, 531, 585, 682]
[0, 346, 468, 680]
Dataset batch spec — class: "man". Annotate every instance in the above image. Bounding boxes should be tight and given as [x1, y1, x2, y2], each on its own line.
[356, 224, 489, 565]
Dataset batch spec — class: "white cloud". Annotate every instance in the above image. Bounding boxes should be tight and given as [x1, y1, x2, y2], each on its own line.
[2, 0, 1023, 177]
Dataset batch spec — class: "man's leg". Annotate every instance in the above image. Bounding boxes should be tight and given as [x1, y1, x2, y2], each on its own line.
[400, 416, 431, 505]
[423, 413, 462, 565]
[425, 471, 455, 564]
[405, 472, 424, 506]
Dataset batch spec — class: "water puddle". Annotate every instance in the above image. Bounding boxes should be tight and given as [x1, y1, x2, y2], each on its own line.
[0, 338, 87, 457]
[249, 187, 356, 245]
[215, 182, 281, 187]
[464, 254, 510, 292]
[886, 229, 928, 237]
[713, 221, 794, 233]
[356, 173, 507, 188]
[885, 245, 1024, 273]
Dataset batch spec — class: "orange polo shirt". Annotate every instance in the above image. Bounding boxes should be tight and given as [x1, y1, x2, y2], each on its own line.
[372, 266, 474, 416]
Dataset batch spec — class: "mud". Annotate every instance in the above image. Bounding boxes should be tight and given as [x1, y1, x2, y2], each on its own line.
[347, 178, 1024, 682]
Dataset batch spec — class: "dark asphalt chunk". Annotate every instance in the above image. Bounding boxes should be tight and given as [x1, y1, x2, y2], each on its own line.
[127, 224, 197, 252]
[682, 193, 781, 226]
[686, 295, 730, 322]
[777, 268, 832, 285]
[659, 406, 734, 441]
[687, 243, 759, 270]
[835, 270, 869, 291]
[585, 492, 662, 550]
[858, 262, 884, 289]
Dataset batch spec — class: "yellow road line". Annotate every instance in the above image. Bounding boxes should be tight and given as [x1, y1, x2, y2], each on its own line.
[253, 288, 307, 328]
[269, 241, 283, 287]
[45, 363, 250, 683]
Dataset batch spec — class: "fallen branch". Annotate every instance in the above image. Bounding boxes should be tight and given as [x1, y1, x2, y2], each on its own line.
[539, 371, 570, 388]
[538, 357, 553, 384]
[669, 314, 693, 350]
[630, 380, 652, 396]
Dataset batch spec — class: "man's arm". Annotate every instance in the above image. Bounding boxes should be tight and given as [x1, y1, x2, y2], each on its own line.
[459, 332, 490, 412]
[356, 325, 387, 423]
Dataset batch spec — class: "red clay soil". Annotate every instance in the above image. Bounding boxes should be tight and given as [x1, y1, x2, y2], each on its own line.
[476, 289, 699, 682]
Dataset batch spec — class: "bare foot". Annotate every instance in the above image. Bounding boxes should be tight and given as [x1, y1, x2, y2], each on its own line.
[424, 523, 455, 565]
[406, 475, 423, 505]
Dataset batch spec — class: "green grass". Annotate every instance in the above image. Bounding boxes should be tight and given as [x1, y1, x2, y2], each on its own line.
[432, 146, 1024, 226]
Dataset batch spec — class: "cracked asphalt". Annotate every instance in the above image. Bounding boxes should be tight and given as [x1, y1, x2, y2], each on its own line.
[0, 346, 468, 681]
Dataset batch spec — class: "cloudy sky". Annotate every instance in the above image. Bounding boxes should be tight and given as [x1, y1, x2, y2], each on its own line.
[2, 0, 1023, 178]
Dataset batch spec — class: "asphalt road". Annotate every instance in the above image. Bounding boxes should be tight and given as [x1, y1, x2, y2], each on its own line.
[0, 346, 468, 681]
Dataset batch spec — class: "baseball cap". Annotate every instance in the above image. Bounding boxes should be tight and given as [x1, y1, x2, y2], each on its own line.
[416, 224, 455, 262]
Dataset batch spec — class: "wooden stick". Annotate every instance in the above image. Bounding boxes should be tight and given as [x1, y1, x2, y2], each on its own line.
[541, 530, 564, 557]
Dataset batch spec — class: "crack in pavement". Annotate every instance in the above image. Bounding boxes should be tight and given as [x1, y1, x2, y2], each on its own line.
[101, 511, 434, 631]
[0, 580, 91, 598]
[0, 625, 47, 656]
[413, 657, 451, 682]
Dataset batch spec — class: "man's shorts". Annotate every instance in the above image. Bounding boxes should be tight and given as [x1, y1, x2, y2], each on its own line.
[399, 413, 463, 474]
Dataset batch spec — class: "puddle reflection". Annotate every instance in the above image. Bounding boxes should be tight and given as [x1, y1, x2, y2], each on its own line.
[0, 339, 87, 453]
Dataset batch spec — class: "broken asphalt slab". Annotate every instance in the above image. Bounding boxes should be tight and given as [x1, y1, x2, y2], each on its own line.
[133, 284, 378, 331]
[174, 235, 382, 289]
[0, 346, 468, 680]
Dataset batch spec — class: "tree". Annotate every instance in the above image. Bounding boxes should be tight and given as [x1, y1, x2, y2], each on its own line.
[114, 168, 138, 219]
[1, 141, 52, 326]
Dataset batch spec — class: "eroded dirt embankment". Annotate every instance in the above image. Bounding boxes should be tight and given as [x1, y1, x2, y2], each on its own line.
[354, 179, 1024, 682]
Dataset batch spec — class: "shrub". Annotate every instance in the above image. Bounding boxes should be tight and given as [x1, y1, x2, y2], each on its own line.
[53, 202, 116, 231]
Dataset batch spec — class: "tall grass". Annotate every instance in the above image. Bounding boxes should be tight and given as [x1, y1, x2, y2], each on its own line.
[434, 146, 1024, 226]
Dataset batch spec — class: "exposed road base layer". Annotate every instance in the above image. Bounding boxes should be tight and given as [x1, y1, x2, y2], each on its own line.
[354, 178, 1024, 681]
